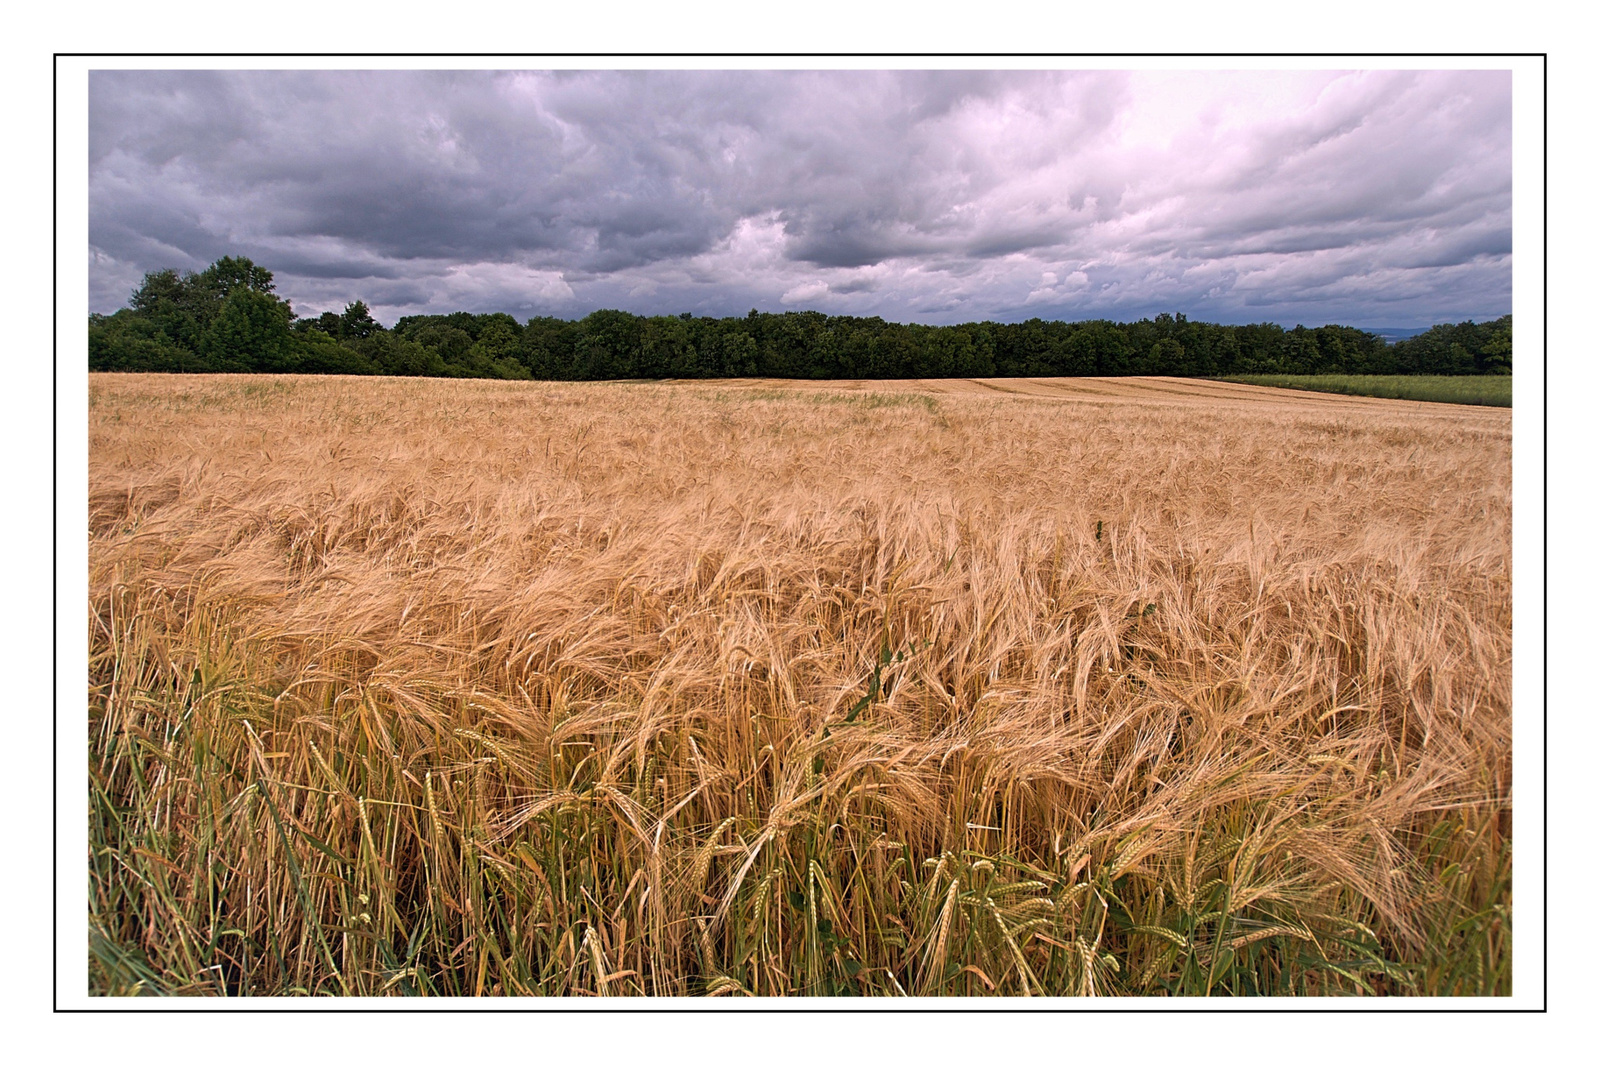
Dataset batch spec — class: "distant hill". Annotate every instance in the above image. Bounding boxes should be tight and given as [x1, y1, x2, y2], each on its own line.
[1359, 327, 1434, 345]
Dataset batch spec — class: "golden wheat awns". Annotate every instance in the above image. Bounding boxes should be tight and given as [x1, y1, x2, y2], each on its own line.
[87, 374, 1511, 996]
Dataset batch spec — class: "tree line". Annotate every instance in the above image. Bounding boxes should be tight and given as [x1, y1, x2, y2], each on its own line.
[90, 257, 1513, 380]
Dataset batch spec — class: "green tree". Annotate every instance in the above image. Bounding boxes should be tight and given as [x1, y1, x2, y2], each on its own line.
[1481, 323, 1512, 374]
[1059, 329, 1098, 375]
[194, 256, 278, 301]
[201, 288, 299, 372]
[413, 324, 473, 363]
[1149, 337, 1186, 375]
[89, 310, 196, 371]
[128, 268, 191, 316]
[722, 331, 759, 376]
[127, 269, 208, 351]
[340, 300, 381, 339]
[466, 318, 532, 379]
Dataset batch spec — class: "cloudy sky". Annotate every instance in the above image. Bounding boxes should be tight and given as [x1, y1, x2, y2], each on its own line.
[88, 69, 1512, 328]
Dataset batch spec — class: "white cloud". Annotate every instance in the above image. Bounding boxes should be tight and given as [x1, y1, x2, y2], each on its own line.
[780, 281, 830, 305]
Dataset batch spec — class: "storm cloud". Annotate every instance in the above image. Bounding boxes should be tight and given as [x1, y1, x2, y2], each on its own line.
[89, 69, 1512, 326]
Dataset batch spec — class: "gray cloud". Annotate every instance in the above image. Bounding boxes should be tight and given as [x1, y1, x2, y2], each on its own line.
[89, 69, 1511, 327]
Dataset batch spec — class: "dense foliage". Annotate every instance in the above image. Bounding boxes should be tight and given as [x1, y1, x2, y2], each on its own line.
[91, 257, 1513, 379]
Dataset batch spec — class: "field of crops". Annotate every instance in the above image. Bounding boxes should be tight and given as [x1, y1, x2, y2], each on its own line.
[88, 374, 1512, 997]
[1220, 374, 1512, 407]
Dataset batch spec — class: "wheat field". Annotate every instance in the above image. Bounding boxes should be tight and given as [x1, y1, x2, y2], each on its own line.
[87, 373, 1512, 996]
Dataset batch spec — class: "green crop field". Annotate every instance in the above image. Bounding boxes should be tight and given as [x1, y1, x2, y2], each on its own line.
[1221, 375, 1511, 407]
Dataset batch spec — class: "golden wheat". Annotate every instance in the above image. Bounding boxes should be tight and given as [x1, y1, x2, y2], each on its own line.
[87, 373, 1511, 996]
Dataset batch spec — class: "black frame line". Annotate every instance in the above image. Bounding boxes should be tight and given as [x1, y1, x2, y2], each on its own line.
[57, 51, 1546, 1014]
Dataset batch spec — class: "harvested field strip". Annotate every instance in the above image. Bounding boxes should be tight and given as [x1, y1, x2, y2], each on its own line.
[1015, 378, 1135, 400]
[652, 376, 1510, 419]
[88, 374, 1511, 997]
[963, 379, 1032, 395]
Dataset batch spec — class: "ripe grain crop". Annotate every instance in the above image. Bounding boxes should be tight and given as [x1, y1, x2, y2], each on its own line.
[88, 374, 1512, 996]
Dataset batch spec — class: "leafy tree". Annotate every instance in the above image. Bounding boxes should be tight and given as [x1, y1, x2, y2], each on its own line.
[126, 269, 209, 351]
[466, 317, 531, 378]
[340, 300, 381, 339]
[1079, 323, 1132, 374]
[89, 310, 195, 371]
[295, 329, 380, 375]
[722, 331, 759, 377]
[1149, 337, 1186, 375]
[351, 332, 446, 377]
[958, 324, 998, 376]
[574, 310, 642, 378]
[1481, 324, 1512, 374]
[408, 324, 471, 362]
[202, 288, 299, 372]
[297, 311, 344, 336]
[1389, 319, 1510, 376]
[128, 268, 191, 316]
[194, 256, 278, 301]
[639, 316, 701, 378]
